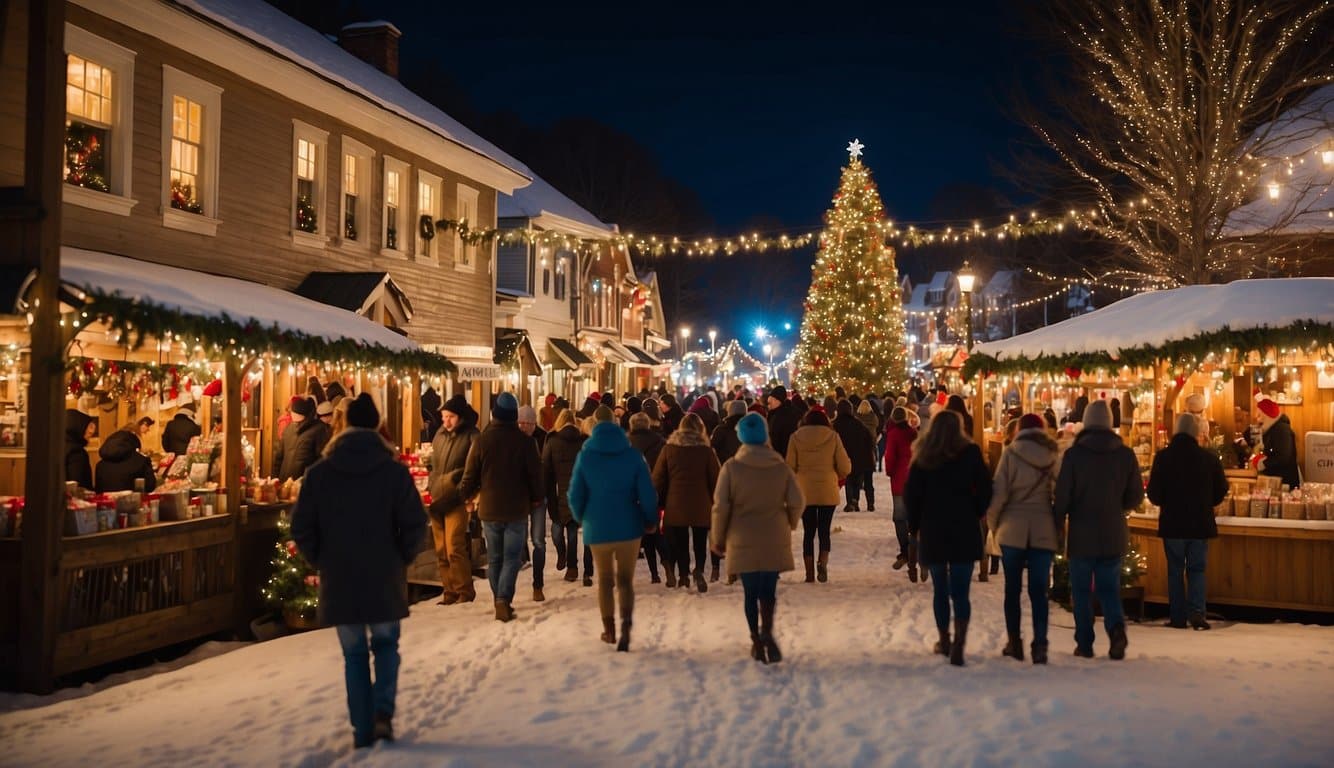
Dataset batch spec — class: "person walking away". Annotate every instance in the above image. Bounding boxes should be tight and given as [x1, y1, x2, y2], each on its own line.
[712, 414, 804, 663]
[833, 400, 876, 512]
[291, 394, 426, 748]
[628, 411, 671, 584]
[275, 396, 328, 480]
[884, 406, 921, 581]
[787, 409, 851, 583]
[688, 395, 721, 436]
[904, 410, 993, 666]
[543, 409, 591, 585]
[765, 386, 801, 460]
[1054, 399, 1143, 660]
[518, 405, 549, 602]
[427, 395, 480, 605]
[986, 414, 1059, 664]
[64, 409, 96, 490]
[94, 428, 157, 493]
[1147, 413, 1227, 630]
[856, 399, 882, 479]
[709, 399, 748, 582]
[162, 404, 201, 456]
[458, 392, 544, 622]
[653, 413, 721, 593]
[660, 394, 685, 436]
[539, 393, 558, 432]
[568, 419, 658, 651]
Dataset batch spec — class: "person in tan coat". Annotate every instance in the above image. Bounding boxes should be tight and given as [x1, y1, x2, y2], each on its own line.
[786, 409, 851, 583]
[653, 413, 721, 593]
[712, 413, 804, 664]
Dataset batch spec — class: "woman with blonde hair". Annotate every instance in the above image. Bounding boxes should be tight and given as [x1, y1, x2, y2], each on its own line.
[787, 409, 851, 583]
[654, 412, 721, 592]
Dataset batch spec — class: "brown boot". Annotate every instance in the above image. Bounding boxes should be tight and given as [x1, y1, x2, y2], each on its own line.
[494, 599, 514, 622]
[933, 626, 950, 656]
[950, 619, 968, 666]
[817, 551, 829, 583]
[600, 616, 616, 644]
[804, 556, 815, 583]
[616, 615, 632, 653]
[532, 586, 545, 602]
[759, 599, 781, 663]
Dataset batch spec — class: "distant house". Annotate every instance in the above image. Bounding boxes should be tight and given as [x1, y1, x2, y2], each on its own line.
[980, 269, 1020, 340]
[904, 271, 960, 367]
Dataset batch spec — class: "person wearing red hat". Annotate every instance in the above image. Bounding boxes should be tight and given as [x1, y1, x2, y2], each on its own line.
[539, 393, 558, 432]
[1252, 390, 1299, 488]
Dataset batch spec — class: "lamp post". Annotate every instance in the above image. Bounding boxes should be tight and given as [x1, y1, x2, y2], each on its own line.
[957, 261, 975, 353]
[679, 325, 691, 359]
[763, 343, 774, 382]
[708, 329, 717, 357]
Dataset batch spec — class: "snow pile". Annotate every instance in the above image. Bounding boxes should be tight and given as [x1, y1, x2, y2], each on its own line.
[1, 473, 1331, 767]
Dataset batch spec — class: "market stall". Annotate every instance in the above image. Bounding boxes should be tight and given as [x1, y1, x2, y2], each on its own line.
[965, 278, 1334, 612]
[0, 248, 452, 689]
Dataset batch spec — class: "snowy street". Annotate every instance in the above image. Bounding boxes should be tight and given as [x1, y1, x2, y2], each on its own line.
[1, 472, 1331, 768]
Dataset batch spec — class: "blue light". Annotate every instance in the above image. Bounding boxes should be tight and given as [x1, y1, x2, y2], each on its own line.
[755, 326, 769, 340]
[783, 322, 792, 331]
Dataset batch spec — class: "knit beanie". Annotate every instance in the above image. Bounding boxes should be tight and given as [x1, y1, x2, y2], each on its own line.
[441, 394, 470, 416]
[1083, 399, 1113, 430]
[737, 413, 769, 445]
[518, 405, 538, 424]
[290, 396, 316, 419]
[768, 385, 788, 402]
[593, 405, 616, 423]
[493, 392, 519, 423]
[726, 400, 747, 418]
[346, 393, 380, 429]
[1174, 412, 1200, 438]
[1018, 413, 1046, 432]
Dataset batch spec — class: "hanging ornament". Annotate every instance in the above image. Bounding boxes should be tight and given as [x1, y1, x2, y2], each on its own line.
[1064, 366, 1082, 380]
[1174, 374, 1186, 388]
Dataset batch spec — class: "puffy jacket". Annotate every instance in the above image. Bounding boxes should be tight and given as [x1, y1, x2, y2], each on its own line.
[711, 444, 804, 577]
[833, 408, 876, 475]
[161, 412, 201, 456]
[568, 421, 658, 545]
[710, 414, 744, 464]
[1054, 427, 1144, 559]
[884, 421, 916, 495]
[95, 429, 157, 493]
[653, 428, 721, 528]
[542, 425, 587, 525]
[688, 397, 721, 436]
[275, 417, 330, 480]
[428, 412, 479, 516]
[904, 443, 993, 565]
[786, 424, 851, 507]
[766, 402, 801, 458]
[986, 430, 1059, 551]
[1147, 433, 1227, 540]
[458, 421, 543, 523]
[628, 427, 665, 471]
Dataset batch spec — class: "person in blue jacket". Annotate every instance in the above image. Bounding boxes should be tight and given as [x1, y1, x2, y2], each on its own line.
[568, 420, 658, 652]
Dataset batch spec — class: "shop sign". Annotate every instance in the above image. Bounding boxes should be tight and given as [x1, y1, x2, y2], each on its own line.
[457, 363, 502, 381]
[1306, 432, 1334, 483]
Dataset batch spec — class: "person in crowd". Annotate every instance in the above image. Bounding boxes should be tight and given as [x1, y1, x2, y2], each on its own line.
[458, 392, 544, 622]
[1054, 399, 1143, 660]
[986, 413, 1059, 665]
[135, 416, 155, 442]
[576, 394, 601, 421]
[884, 405, 920, 581]
[945, 394, 974, 437]
[1109, 396, 1123, 430]
[518, 405, 550, 602]
[544, 409, 591, 585]
[904, 410, 992, 666]
[765, 385, 801, 460]
[94, 428, 157, 493]
[708, 399, 749, 582]
[1070, 392, 1090, 423]
[787, 409, 851, 583]
[276, 396, 297, 440]
[613, 404, 626, 423]
[1043, 407, 1058, 432]
[660, 393, 685, 436]
[822, 394, 839, 418]
[628, 411, 671, 584]
[291, 393, 425, 749]
[688, 395, 721, 436]
[654, 413, 722, 593]
[316, 400, 335, 433]
[539, 393, 559, 432]
[641, 398, 664, 433]
[1147, 413, 1228, 631]
[856, 399, 880, 467]
[162, 404, 201, 456]
[427, 395, 480, 605]
[711, 413, 804, 664]
[275, 396, 329, 480]
[329, 397, 350, 440]
[568, 416, 658, 652]
[1253, 391, 1299, 488]
[419, 385, 442, 443]
[324, 380, 347, 406]
[306, 376, 327, 405]
[620, 395, 643, 431]
[1183, 393, 1208, 446]
[834, 399, 877, 512]
[64, 409, 97, 490]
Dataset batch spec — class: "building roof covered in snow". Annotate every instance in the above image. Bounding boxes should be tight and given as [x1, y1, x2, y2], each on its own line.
[1225, 85, 1333, 236]
[499, 174, 616, 239]
[980, 270, 1018, 298]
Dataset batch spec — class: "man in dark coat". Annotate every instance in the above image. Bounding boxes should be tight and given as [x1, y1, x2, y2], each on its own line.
[765, 386, 801, 460]
[1054, 400, 1144, 660]
[711, 400, 747, 465]
[1147, 414, 1227, 630]
[161, 406, 201, 456]
[64, 409, 95, 490]
[427, 395, 480, 603]
[1253, 393, 1299, 488]
[833, 399, 877, 512]
[95, 429, 158, 493]
[291, 393, 426, 749]
[458, 392, 543, 622]
[274, 396, 328, 480]
[419, 385, 442, 443]
[518, 404, 549, 602]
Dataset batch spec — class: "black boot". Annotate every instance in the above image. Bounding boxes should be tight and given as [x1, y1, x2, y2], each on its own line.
[617, 617, 632, 653]
[1108, 623, 1128, 660]
[664, 569, 676, 588]
[1002, 633, 1024, 661]
[990, 556, 1000, 575]
[694, 569, 708, 594]
[1188, 612, 1212, 631]
[1031, 640, 1048, 665]
[750, 632, 767, 663]
[933, 627, 950, 656]
[759, 599, 781, 663]
[710, 561, 720, 583]
[950, 619, 968, 666]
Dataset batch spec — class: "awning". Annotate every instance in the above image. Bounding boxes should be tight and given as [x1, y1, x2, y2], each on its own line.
[602, 340, 635, 364]
[294, 271, 414, 325]
[495, 328, 541, 372]
[622, 343, 663, 367]
[547, 337, 595, 370]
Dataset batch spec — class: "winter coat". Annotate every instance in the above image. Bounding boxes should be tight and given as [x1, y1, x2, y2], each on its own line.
[766, 401, 801, 458]
[985, 430, 1059, 552]
[904, 443, 993, 565]
[542, 425, 587, 525]
[688, 398, 721, 436]
[883, 422, 916, 495]
[568, 421, 658, 545]
[1054, 427, 1144, 560]
[458, 421, 543, 523]
[1260, 414, 1300, 488]
[711, 444, 805, 577]
[786, 424, 852, 507]
[628, 427, 666, 471]
[857, 410, 880, 444]
[710, 414, 744, 465]
[161, 412, 201, 456]
[94, 430, 157, 494]
[1147, 433, 1227, 540]
[275, 417, 331, 480]
[653, 428, 721, 528]
[291, 429, 427, 626]
[833, 413, 876, 475]
[427, 414, 479, 517]
[64, 409, 94, 490]
[661, 403, 685, 436]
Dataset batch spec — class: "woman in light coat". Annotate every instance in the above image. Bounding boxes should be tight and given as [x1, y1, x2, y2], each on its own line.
[786, 409, 851, 583]
[986, 414, 1060, 665]
[712, 414, 804, 663]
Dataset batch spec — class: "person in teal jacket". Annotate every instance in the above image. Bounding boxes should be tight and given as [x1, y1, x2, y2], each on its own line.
[568, 420, 658, 652]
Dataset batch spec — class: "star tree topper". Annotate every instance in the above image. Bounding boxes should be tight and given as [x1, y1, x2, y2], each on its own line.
[846, 138, 864, 159]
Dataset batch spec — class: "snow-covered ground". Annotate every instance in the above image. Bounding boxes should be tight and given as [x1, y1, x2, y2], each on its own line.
[2, 472, 1331, 767]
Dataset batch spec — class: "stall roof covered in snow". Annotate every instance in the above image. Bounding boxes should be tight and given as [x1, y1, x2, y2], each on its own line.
[499, 174, 615, 238]
[62, 248, 422, 353]
[972, 278, 1334, 363]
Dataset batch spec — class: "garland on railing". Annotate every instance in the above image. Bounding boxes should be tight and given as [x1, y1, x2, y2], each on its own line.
[79, 291, 457, 376]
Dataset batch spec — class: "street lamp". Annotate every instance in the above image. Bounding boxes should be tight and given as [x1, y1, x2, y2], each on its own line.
[708, 329, 717, 356]
[957, 261, 975, 352]
[679, 325, 691, 359]
[763, 343, 774, 382]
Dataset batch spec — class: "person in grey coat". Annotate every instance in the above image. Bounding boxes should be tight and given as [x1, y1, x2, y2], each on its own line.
[291, 394, 426, 749]
[427, 395, 480, 604]
[1054, 399, 1144, 661]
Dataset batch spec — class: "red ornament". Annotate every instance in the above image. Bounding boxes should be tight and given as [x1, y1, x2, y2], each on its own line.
[286, 540, 298, 557]
[1064, 366, 1082, 380]
[69, 374, 81, 395]
[1173, 374, 1186, 388]
[107, 361, 119, 376]
[81, 360, 95, 376]
[168, 386, 179, 401]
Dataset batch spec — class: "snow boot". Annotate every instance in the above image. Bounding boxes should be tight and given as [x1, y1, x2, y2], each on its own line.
[1073, 645, 1095, 659]
[933, 627, 951, 656]
[617, 617, 632, 653]
[989, 556, 1000, 575]
[564, 567, 578, 583]
[759, 599, 782, 663]
[1031, 640, 1048, 665]
[532, 586, 545, 602]
[804, 556, 815, 583]
[1188, 612, 1212, 631]
[555, 550, 566, 572]
[373, 712, 394, 742]
[1002, 633, 1024, 661]
[710, 561, 720, 583]
[950, 619, 968, 666]
[583, 573, 593, 588]
[1108, 623, 1128, 660]
[600, 616, 616, 644]
[694, 569, 708, 594]
[494, 599, 514, 622]
[664, 569, 677, 588]
[892, 553, 908, 571]
[727, 573, 737, 585]
[866, 503, 875, 512]
[816, 551, 829, 583]
[907, 563, 919, 583]
[978, 562, 989, 582]
[750, 632, 767, 663]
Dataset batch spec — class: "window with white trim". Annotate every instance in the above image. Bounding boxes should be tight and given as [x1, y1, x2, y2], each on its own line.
[416, 170, 441, 262]
[339, 137, 373, 246]
[63, 27, 136, 214]
[382, 156, 408, 256]
[160, 66, 222, 234]
[454, 183, 479, 270]
[291, 120, 328, 244]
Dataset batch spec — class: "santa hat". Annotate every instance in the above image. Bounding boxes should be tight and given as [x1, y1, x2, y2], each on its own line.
[936, 391, 948, 407]
[1253, 388, 1280, 420]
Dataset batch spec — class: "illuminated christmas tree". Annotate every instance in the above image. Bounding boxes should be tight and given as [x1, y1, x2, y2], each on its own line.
[262, 516, 319, 624]
[793, 141, 909, 395]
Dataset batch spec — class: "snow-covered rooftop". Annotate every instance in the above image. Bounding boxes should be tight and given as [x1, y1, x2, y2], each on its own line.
[904, 284, 930, 311]
[980, 270, 1018, 297]
[1225, 86, 1334, 236]
[498, 174, 614, 235]
[927, 271, 953, 292]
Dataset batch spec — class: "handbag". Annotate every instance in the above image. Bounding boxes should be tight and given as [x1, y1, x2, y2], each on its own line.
[984, 527, 1002, 557]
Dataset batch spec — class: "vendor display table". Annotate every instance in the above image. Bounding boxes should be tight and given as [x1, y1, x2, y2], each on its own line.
[1128, 514, 1334, 613]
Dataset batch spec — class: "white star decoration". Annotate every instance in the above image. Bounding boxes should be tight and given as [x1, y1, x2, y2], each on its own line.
[847, 138, 864, 159]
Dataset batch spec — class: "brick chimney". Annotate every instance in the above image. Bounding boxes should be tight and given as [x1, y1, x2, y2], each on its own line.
[339, 21, 401, 80]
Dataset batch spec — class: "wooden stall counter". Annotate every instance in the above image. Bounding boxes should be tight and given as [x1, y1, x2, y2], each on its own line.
[1128, 514, 1334, 613]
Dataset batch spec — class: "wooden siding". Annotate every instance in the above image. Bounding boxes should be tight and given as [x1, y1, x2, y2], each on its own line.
[0, 0, 29, 188]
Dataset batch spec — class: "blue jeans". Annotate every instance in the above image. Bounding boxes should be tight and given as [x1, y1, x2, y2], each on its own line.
[1068, 556, 1124, 649]
[484, 519, 527, 601]
[739, 571, 779, 634]
[877, 433, 887, 471]
[1000, 546, 1053, 645]
[529, 504, 547, 589]
[335, 622, 401, 745]
[926, 562, 974, 630]
[1163, 538, 1208, 624]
